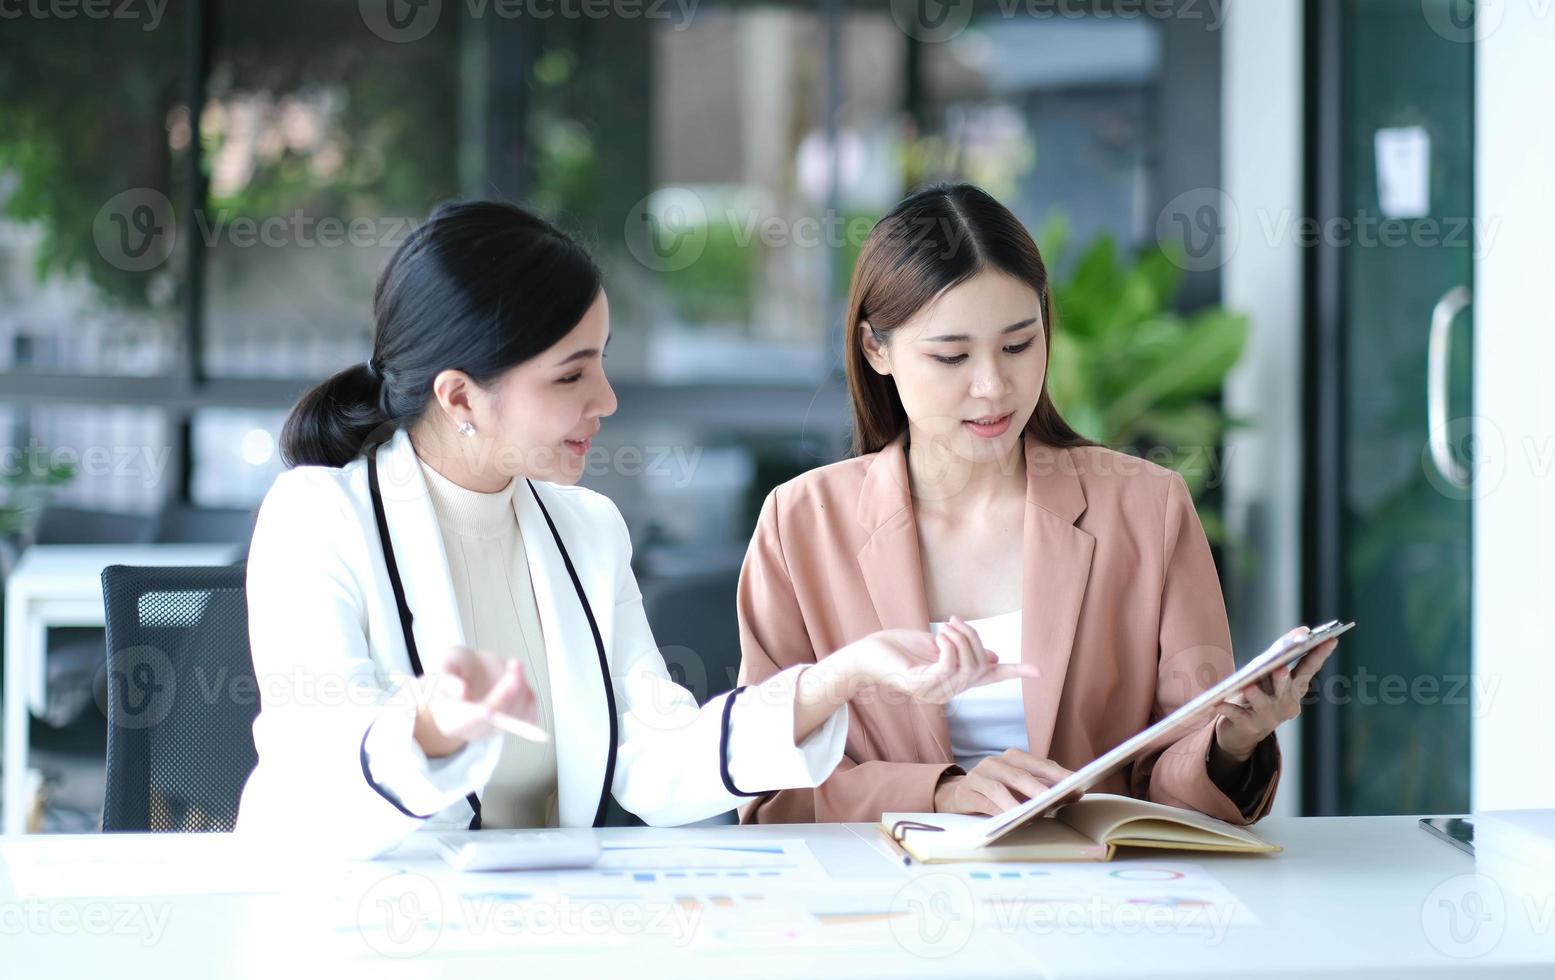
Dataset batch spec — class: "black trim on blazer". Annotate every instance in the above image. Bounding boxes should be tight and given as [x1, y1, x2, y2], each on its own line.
[368, 450, 483, 830]
[525, 480, 617, 828]
[717, 685, 763, 798]
[359, 719, 438, 820]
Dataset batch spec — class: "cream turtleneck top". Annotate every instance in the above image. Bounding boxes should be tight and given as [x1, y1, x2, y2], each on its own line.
[416, 455, 559, 829]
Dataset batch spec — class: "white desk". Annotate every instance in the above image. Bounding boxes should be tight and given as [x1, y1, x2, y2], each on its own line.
[2, 544, 243, 835]
[1, 817, 1550, 977]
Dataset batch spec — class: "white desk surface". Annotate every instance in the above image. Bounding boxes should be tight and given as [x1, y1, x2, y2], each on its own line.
[1, 816, 1550, 978]
[6, 543, 243, 596]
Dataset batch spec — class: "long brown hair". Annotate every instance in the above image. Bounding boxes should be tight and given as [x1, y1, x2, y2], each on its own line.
[843, 183, 1093, 456]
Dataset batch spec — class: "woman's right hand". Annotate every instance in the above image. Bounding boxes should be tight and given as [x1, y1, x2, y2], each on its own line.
[412, 645, 537, 758]
[934, 749, 1082, 815]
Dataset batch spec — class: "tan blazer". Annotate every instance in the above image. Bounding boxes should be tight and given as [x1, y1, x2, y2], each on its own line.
[736, 432, 1280, 826]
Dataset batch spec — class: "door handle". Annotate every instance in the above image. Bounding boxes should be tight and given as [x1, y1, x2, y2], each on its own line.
[1427, 284, 1472, 488]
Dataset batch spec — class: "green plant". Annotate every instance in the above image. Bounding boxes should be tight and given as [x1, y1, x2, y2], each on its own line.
[1038, 218, 1250, 542]
[0, 460, 77, 538]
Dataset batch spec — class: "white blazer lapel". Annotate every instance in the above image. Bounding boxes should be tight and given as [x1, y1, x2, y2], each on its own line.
[370, 429, 468, 672]
[513, 479, 613, 827]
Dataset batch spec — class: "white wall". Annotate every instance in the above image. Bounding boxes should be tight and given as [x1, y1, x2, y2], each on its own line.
[1472, 6, 1555, 812]
[1220, 0, 1306, 817]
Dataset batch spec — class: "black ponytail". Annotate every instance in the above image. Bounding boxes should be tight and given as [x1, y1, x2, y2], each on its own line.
[280, 200, 603, 469]
[278, 362, 388, 469]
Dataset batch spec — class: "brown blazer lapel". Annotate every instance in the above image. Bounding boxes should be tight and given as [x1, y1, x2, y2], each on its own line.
[852, 434, 1096, 767]
[1020, 440, 1094, 758]
[854, 436, 952, 763]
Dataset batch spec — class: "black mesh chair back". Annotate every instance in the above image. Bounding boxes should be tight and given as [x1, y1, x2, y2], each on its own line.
[100, 563, 257, 832]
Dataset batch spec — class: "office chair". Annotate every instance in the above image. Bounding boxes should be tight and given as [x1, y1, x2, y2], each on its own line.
[100, 563, 258, 832]
[641, 567, 743, 706]
[22, 507, 157, 728]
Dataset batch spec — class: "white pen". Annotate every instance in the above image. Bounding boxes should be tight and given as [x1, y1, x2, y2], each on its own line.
[487, 711, 551, 743]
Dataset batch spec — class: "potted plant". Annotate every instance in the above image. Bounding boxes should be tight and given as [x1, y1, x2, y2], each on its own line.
[1040, 219, 1249, 545]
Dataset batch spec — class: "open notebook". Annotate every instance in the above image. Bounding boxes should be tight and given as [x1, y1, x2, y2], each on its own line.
[883, 793, 1281, 864]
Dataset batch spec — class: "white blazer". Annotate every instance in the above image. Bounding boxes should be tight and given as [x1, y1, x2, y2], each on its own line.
[234, 428, 847, 859]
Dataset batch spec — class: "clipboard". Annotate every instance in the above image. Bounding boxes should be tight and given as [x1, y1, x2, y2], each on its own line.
[940, 620, 1354, 851]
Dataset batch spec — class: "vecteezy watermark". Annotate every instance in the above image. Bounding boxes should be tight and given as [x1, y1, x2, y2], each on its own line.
[353, 870, 702, 957]
[0, 0, 168, 30]
[1421, 414, 1508, 502]
[2, 438, 173, 490]
[623, 189, 981, 273]
[1302, 669, 1502, 718]
[1420, 0, 1517, 44]
[889, 0, 976, 43]
[624, 188, 710, 273]
[1421, 873, 1507, 959]
[92, 196, 423, 273]
[359, 0, 698, 43]
[890, 0, 1227, 44]
[984, 892, 1239, 946]
[190, 210, 420, 252]
[0, 898, 171, 947]
[93, 189, 178, 273]
[1156, 187, 1241, 273]
[1154, 189, 1500, 273]
[92, 645, 178, 730]
[889, 872, 978, 959]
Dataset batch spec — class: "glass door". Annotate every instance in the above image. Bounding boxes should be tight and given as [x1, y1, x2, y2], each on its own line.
[1305, 0, 1475, 815]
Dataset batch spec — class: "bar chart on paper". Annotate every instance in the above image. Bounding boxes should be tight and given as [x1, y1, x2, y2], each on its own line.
[571, 839, 830, 886]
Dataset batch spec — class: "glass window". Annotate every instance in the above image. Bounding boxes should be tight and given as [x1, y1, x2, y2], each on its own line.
[915, 15, 1162, 263]
[190, 407, 287, 508]
[0, 9, 187, 376]
[9, 405, 171, 515]
[200, 1, 462, 379]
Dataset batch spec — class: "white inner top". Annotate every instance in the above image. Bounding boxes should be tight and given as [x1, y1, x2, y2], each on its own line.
[929, 609, 1029, 773]
[417, 456, 559, 829]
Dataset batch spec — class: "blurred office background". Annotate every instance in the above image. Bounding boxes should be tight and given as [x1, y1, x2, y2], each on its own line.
[1, 0, 1551, 833]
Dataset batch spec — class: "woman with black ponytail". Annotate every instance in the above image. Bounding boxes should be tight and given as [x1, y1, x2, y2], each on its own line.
[235, 200, 1032, 858]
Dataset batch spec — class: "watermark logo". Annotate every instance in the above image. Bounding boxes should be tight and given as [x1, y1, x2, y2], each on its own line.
[360, 0, 442, 42]
[1421, 873, 1506, 959]
[1421, 414, 1507, 502]
[93, 188, 177, 273]
[0, 0, 168, 31]
[357, 870, 444, 958]
[1156, 186, 1239, 273]
[92, 645, 177, 730]
[889, 872, 977, 958]
[889, 0, 976, 42]
[1420, 0, 1508, 43]
[624, 189, 708, 272]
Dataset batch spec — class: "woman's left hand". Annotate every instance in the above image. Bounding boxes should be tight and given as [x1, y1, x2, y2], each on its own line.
[1214, 629, 1340, 760]
[844, 616, 1040, 704]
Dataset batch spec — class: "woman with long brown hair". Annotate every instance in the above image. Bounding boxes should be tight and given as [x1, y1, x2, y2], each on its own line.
[736, 183, 1337, 824]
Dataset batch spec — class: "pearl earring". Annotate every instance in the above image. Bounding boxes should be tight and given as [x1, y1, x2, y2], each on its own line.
[458, 421, 476, 437]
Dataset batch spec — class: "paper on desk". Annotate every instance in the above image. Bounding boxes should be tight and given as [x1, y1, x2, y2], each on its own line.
[317, 837, 834, 956]
[939, 860, 1260, 932]
[669, 882, 1048, 971]
[584, 838, 827, 880]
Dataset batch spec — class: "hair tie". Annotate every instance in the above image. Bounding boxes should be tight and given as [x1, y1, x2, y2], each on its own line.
[364, 359, 382, 383]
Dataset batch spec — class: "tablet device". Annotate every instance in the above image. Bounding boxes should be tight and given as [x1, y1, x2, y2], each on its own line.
[1419, 816, 1475, 856]
[964, 619, 1355, 849]
[433, 829, 603, 872]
